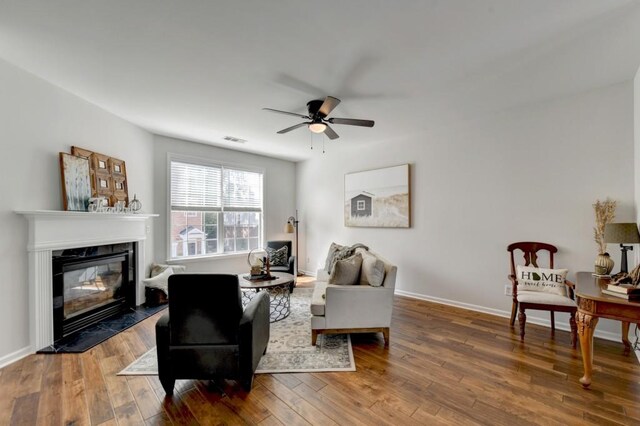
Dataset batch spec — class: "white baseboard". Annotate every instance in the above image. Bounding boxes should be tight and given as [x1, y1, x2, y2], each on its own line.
[394, 289, 623, 343]
[299, 269, 316, 277]
[0, 346, 32, 369]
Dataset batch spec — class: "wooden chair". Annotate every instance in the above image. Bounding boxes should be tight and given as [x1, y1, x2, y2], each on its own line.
[508, 242, 577, 347]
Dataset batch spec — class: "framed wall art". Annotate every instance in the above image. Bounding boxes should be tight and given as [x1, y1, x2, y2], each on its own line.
[59, 153, 92, 211]
[344, 164, 411, 228]
[71, 146, 128, 206]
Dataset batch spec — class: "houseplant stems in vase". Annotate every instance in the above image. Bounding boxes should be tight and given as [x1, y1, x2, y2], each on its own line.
[593, 198, 616, 275]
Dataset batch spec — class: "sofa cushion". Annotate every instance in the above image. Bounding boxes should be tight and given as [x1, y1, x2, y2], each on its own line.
[516, 290, 575, 306]
[356, 248, 386, 287]
[328, 253, 362, 285]
[311, 281, 327, 316]
[515, 265, 568, 296]
[266, 245, 288, 267]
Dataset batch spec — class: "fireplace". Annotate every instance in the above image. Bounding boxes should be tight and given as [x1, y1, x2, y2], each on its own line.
[17, 210, 156, 352]
[52, 243, 135, 341]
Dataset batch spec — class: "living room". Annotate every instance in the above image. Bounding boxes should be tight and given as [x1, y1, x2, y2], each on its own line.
[1, 1, 640, 424]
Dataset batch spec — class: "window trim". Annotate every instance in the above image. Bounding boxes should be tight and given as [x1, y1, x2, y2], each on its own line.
[166, 153, 265, 261]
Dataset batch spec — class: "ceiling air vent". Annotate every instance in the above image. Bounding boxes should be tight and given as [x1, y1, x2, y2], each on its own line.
[223, 136, 247, 144]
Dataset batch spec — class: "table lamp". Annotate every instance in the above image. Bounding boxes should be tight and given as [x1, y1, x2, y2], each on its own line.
[604, 223, 640, 273]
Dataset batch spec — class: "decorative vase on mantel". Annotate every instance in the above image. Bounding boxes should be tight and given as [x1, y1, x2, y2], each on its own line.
[594, 252, 614, 275]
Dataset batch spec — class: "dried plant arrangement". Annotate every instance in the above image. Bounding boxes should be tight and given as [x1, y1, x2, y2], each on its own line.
[593, 198, 616, 254]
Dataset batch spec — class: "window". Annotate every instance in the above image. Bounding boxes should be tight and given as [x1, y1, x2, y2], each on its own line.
[169, 158, 263, 259]
[357, 200, 365, 210]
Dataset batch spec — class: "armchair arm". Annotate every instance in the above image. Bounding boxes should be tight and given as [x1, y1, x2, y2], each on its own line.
[564, 279, 575, 299]
[155, 313, 171, 379]
[239, 292, 270, 377]
[508, 274, 518, 297]
[288, 255, 295, 275]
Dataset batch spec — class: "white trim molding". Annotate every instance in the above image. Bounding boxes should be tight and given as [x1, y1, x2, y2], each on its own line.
[16, 210, 158, 352]
[394, 289, 623, 343]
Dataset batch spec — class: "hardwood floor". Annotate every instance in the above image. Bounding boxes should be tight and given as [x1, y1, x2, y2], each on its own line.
[1, 290, 639, 425]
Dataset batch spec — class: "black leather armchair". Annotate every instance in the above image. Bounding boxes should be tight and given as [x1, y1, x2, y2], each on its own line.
[266, 240, 296, 292]
[155, 274, 270, 394]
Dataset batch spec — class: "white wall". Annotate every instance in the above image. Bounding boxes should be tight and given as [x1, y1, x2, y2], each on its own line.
[298, 81, 635, 338]
[152, 135, 296, 273]
[0, 58, 155, 366]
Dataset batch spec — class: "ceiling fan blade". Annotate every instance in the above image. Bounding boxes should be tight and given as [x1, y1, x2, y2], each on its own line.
[327, 117, 375, 127]
[263, 108, 309, 119]
[277, 122, 309, 134]
[323, 124, 339, 140]
[318, 96, 341, 117]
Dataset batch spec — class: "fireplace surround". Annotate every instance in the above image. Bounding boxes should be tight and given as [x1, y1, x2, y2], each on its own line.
[17, 210, 157, 352]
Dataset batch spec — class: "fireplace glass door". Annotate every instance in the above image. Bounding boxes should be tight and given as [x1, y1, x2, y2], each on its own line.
[63, 258, 125, 320]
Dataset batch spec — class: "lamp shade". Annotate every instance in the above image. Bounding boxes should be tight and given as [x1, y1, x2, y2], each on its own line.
[284, 222, 294, 233]
[604, 223, 640, 244]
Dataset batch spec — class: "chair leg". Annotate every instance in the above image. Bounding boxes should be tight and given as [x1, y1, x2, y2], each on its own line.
[550, 311, 555, 336]
[160, 377, 175, 396]
[569, 311, 577, 349]
[241, 375, 254, 392]
[518, 308, 526, 341]
[509, 301, 518, 326]
[311, 330, 318, 346]
[382, 328, 390, 347]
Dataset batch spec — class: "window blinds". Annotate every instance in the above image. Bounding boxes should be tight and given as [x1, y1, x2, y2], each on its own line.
[170, 161, 262, 212]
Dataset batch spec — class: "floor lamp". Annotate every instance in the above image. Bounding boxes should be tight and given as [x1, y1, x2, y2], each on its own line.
[284, 210, 302, 276]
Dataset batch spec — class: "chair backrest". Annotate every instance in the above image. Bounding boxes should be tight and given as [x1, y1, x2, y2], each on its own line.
[508, 241, 557, 276]
[267, 240, 293, 258]
[167, 274, 243, 345]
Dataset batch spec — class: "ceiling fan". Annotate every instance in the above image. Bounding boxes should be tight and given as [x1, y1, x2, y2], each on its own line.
[263, 96, 374, 140]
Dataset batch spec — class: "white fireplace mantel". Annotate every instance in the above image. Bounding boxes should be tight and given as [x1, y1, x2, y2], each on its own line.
[16, 210, 158, 351]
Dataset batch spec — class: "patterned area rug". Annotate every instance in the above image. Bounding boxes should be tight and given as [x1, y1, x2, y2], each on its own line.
[118, 288, 355, 375]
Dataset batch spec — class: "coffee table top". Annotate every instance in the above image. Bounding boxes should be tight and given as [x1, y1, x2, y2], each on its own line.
[238, 272, 294, 290]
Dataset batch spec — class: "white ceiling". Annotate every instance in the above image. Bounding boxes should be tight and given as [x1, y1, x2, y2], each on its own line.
[1, 0, 640, 161]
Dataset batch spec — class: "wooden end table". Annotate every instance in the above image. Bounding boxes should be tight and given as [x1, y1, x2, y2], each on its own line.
[238, 272, 294, 323]
[575, 272, 640, 388]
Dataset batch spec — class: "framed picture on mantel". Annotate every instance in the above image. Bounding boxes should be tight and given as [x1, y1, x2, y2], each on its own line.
[344, 164, 411, 228]
[59, 153, 92, 211]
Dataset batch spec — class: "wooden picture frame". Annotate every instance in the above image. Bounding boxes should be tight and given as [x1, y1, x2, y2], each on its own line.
[59, 153, 92, 211]
[71, 146, 129, 206]
[344, 164, 411, 228]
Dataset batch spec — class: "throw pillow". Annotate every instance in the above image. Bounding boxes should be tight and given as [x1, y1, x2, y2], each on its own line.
[143, 267, 174, 294]
[150, 263, 186, 278]
[328, 253, 363, 285]
[324, 242, 344, 272]
[358, 249, 386, 287]
[515, 265, 568, 296]
[266, 245, 288, 267]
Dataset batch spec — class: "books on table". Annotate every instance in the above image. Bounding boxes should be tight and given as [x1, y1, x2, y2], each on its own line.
[601, 289, 640, 301]
[605, 283, 640, 294]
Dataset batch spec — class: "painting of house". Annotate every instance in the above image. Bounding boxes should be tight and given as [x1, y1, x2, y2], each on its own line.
[351, 193, 372, 217]
[344, 164, 410, 228]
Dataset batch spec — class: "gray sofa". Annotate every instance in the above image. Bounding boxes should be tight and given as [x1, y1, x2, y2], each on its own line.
[310, 247, 397, 346]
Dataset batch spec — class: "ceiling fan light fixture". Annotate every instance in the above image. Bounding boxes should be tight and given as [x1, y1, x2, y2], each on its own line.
[308, 122, 327, 133]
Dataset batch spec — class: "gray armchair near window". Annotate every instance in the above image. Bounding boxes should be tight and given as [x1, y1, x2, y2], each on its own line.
[266, 240, 296, 292]
[155, 274, 270, 394]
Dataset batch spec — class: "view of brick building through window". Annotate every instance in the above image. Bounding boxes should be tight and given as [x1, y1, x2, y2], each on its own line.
[170, 211, 260, 258]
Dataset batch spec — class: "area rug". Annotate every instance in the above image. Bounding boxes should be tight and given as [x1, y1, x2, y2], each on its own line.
[118, 288, 355, 375]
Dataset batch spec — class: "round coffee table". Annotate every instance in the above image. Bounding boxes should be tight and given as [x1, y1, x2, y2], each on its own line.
[238, 272, 294, 322]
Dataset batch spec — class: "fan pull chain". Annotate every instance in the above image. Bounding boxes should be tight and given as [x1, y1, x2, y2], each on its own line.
[322, 135, 325, 154]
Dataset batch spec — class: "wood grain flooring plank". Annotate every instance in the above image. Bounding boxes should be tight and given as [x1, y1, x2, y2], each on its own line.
[9, 392, 39, 426]
[36, 355, 62, 425]
[80, 348, 115, 425]
[127, 376, 163, 420]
